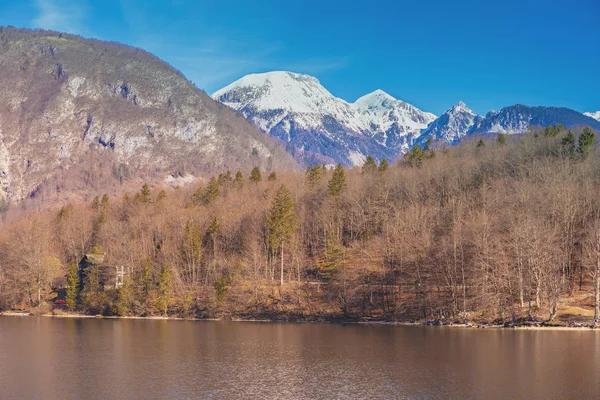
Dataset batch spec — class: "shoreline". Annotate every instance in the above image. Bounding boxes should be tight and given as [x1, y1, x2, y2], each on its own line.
[1, 311, 598, 331]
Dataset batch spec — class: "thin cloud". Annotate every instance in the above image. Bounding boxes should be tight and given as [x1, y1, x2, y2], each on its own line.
[31, 0, 88, 34]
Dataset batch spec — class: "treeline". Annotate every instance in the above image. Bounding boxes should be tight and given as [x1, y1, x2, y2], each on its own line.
[1, 126, 599, 326]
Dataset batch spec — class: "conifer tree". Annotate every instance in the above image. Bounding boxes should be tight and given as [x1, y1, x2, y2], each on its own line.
[140, 257, 152, 299]
[156, 189, 167, 202]
[362, 156, 378, 174]
[561, 130, 576, 155]
[378, 158, 389, 172]
[268, 172, 277, 181]
[65, 261, 79, 311]
[328, 164, 347, 197]
[235, 170, 244, 185]
[497, 133, 506, 145]
[250, 167, 262, 183]
[156, 263, 172, 315]
[305, 165, 324, 187]
[476, 138, 485, 148]
[543, 124, 558, 137]
[139, 184, 152, 203]
[318, 233, 345, 280]
[115, 277, 133, 316]
[406, 144, 424, 167]
[578, 127, 595, 155]
[268, 185, 297, 286]
[201, 177, 221, 206]
[91, 196, 99, 209]
[206, 217, 220, 281]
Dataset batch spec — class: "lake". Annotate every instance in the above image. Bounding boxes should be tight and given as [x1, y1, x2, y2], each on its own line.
[0, 317, 599, 399]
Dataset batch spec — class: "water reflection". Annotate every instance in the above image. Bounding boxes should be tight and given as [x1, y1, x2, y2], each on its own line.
[0, 317, 599, 399]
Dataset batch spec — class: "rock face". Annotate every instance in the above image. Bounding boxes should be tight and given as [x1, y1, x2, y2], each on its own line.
[0, 28, 297, 203]
[212, 71, 436, 166]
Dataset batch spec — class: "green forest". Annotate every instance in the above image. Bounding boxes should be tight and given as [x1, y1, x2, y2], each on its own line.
[1, 126, 599, 327]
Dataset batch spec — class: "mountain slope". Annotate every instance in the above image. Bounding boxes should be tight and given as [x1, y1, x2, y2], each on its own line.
[470, 105, 600, 135]
[212, 71, 436, 166]
[419, 104, 600, 148]
[417, 101, 482, 147]
[0, 27, 297, 203]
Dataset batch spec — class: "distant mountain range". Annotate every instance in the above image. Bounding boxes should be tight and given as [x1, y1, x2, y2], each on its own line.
[212, 71, 436, 166]
[214, 71, 600, 166]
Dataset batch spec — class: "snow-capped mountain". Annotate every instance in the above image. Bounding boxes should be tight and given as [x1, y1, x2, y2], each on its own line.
[353, 89, 437, 150]
[416, 101, 482, 147]
[470, 105, 600, 136]
[419, 104, 600, 148]
[212, 71, 436, 166]
[584, 111, 600, 122]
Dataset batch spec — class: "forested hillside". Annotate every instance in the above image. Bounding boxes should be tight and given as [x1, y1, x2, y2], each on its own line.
[1, 125, 599, 327]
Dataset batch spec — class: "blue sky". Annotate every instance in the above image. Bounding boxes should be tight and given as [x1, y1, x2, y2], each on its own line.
[1, 0, 598, 115]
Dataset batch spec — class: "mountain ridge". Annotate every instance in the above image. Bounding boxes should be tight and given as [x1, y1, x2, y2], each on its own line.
[212, 71, 436, 166]
[214, 71, 599, 164]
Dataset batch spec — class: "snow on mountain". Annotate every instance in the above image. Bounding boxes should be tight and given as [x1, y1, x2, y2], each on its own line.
[353, 90, 437, 151]
[469, 105, 600, 136]
[584, 111, 600, 122]
[416, 101, 482, 147]
[212, 71, 436, 166]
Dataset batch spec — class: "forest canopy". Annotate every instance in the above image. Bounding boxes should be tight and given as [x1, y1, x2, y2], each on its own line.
[1, 126, 599, 327]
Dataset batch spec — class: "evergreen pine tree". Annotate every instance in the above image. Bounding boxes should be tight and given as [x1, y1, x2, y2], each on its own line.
[362, 156, 378, 174]
[305, 165, 324, 187]
[378, 158, 389, 172]
[65, 261, 80, 311]
[497, 133, 506, 145]
[406, 144, 424, 167]
[156, 263, 172, 315]
[139, 257, 153, 303]
[249, 167, 262, 183]
[235, 170, 244, 185]
[327, 164, 347, 197]
[318, 233, 345, 280]
[201, 177, 221, 206]
[561, 130, 576, 155]
[268, 185, 297, 286]
[476, 138, 485, 148]
[268, 172, 277, 181]
[115, 277, 133, 316]
[156, 189, 167, 202]
[578, 127, 595, 155]
[543, 125, 558, 137]
[140, 184, 152, 203]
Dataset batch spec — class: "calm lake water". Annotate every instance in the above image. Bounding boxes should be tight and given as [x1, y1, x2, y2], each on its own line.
[0, 317, 599, 399]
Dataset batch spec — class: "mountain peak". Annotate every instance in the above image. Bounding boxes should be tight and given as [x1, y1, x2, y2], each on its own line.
[353, 89, 398, 110]
[449, 101, 474, 115]
[213, 71, 436, 166]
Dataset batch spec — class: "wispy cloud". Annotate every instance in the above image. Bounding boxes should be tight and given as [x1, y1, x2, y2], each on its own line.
[115, 0, 349, 93]
[31, 0, 88, 34]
